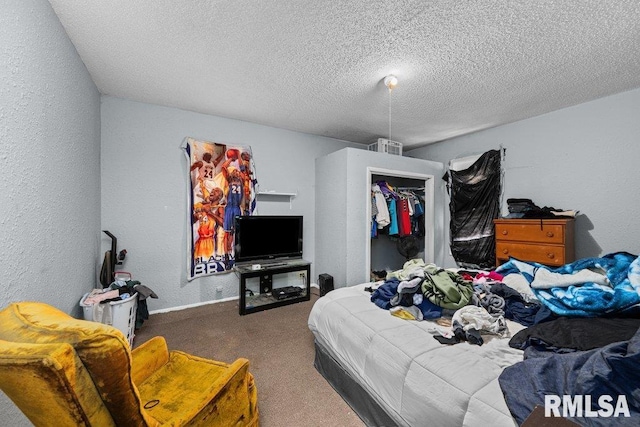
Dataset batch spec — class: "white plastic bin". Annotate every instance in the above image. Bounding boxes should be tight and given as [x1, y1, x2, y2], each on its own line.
[80, 291, 138, 346]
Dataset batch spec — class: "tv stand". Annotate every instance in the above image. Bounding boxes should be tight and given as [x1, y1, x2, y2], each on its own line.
[236, 260, 311, 315]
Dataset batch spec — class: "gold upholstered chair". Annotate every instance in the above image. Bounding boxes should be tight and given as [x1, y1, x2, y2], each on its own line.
[0, 301, 259, 426]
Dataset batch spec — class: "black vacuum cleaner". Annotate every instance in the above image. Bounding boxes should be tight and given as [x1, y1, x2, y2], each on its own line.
[99, 230, 127, 288]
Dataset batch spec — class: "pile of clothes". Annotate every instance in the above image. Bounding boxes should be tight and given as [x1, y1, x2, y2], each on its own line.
[505, 198, 578, 219]
[370, 251, 640, 424]
[368, 259, 517, 346]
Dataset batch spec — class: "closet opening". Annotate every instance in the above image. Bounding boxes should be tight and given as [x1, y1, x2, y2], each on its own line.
[366, 167, 435, 281]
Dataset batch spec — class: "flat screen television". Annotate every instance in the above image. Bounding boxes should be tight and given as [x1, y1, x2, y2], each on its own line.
[234, 215, 303, 264]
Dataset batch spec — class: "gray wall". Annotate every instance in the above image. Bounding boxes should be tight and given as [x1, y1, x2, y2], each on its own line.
[408, 87, 640, 265]
[101, 96, 357, 311]
[0, 0, 101, 424]
[3, 0, 640, 422]
[315, 148, 445, 287]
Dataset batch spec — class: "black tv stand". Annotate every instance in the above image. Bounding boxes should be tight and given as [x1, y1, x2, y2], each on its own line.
[236, 259, 311, 315]
[262, 262, 287, 268]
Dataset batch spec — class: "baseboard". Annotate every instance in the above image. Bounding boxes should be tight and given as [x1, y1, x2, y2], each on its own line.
[149, 296, 239, 315]
[149, 283, 319, 315]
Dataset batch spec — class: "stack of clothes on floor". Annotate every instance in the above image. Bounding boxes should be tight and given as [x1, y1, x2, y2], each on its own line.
[367, 252, 640, 426]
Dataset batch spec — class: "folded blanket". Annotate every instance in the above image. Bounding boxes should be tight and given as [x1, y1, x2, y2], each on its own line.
[531, 268, 609, 289]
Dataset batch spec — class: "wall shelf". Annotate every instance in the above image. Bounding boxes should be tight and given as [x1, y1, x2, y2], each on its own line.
[256, 190, 297, 209]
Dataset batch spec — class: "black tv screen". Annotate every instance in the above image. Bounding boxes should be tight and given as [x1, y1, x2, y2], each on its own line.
[234, 215, 303, 263]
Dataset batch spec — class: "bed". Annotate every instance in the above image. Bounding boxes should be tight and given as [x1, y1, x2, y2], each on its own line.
[308, 282, 526, 427]
[309, 253, 640, 426]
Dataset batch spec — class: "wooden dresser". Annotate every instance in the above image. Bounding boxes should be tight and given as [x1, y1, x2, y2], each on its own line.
[494, 218, 575, 267]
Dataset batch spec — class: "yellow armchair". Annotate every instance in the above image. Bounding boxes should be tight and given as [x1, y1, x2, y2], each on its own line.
[0, 301, 259, 426]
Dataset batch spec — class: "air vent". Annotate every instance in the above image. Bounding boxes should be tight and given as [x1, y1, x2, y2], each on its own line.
[368, 138, 403, 156]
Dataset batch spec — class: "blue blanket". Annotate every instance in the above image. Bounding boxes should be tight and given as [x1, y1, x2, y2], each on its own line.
[496, 252, 640, 317]
[499, 324, 640, 426]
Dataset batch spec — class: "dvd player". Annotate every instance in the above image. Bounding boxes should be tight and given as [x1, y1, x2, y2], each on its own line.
[271, 286, 303, 300]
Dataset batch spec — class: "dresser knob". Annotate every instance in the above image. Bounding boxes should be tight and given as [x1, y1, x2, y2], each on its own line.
[546, 232, 554, 237]
[502, 249, 509, 254]
[502, 230, 508, 235]
[547, 253, 555, 259]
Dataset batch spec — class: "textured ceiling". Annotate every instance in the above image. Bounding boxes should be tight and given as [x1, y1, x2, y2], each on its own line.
[47, 1, 640, 149]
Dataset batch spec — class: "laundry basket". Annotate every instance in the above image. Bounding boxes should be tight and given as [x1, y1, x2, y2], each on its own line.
[80, 291, 138, 346]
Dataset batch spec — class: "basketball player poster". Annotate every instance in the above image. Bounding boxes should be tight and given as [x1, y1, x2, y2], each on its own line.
[182, 137, 257, 280]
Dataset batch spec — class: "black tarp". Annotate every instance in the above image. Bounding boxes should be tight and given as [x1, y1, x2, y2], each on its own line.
[445, 149, 502, 269]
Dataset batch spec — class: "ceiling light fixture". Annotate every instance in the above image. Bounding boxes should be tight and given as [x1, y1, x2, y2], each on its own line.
[384, 74, 398, 92]
[383, 74, 398, 143]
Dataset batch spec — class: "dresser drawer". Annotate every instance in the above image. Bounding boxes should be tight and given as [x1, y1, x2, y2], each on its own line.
[496, 242, 566, 266]
[495, 222, 565, 244]
[494, 218, 575, 267]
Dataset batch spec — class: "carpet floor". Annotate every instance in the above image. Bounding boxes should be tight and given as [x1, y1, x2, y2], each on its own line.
[133, 290, 364, 427]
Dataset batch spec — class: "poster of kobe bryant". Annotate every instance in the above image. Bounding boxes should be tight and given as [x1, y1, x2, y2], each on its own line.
[182, 137, 257, 280]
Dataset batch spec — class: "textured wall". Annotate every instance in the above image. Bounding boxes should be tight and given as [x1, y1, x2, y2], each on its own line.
[408, 87, 640, 264]
[315, 150, 349, 287]
[100, 96, 357, 311]
[0, 0, 101, 424]
[315, 148, 445, 287]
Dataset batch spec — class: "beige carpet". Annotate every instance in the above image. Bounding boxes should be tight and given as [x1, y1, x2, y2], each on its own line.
[133, 290, 364, 427]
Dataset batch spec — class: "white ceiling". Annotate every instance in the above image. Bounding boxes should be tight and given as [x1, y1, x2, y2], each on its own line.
[47, 1, 640, 149]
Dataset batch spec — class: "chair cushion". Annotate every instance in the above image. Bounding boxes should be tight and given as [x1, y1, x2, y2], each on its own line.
[0, 302, 158, 427]
[135, 351, 257, 426]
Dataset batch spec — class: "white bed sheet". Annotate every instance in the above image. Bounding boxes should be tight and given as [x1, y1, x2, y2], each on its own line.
[308, 283, 526, 427]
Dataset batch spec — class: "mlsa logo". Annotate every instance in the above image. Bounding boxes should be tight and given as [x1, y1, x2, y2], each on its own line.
[545, 395, 630, 418]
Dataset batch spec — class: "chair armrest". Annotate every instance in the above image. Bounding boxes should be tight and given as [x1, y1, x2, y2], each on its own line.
[131, 336, 170, 385]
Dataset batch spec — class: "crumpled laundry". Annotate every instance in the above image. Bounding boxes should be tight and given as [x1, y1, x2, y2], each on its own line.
[386, 258, 428, 281]
[83, 289, 121, 305]
[397, 276, 424, 294]
[452, 305, 509, 338]
[390, 305, 424, 321]
[471, 282, 506, 316]
[134, 284, 159, 299]
[473, 270, 504, 284]
[453, 321, 484, 346]
[421, 265, 474, 309]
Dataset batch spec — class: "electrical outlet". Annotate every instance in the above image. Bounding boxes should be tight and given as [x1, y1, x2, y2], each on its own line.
[299, 272, 306, 278]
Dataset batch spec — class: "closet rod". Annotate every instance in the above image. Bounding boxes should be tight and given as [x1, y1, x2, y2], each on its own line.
[396, 186, 425, 191]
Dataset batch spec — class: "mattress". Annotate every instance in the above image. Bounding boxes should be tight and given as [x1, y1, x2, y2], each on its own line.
[308, 283, 526, 427]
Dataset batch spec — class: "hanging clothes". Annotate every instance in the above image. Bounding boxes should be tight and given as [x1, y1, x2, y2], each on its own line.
[397, 198, 412, 236]
[388, 198, 399, 236]
[371, 181, 426, 239]
[371, 184, 390, 228]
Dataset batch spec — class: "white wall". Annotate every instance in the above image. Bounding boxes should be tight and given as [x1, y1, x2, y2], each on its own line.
[408, 87, 640, 264]
[101, 96, 357, 311]
[0, 0, 101, 424]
